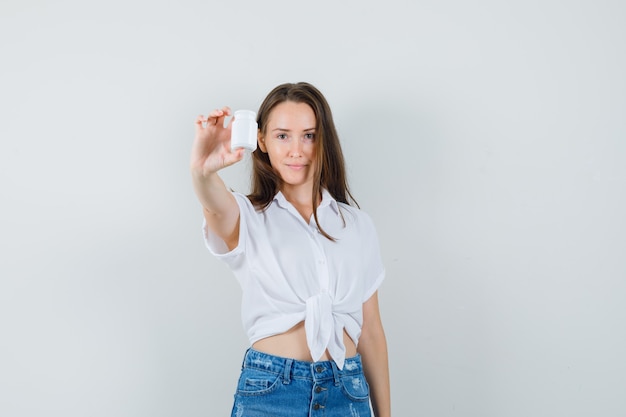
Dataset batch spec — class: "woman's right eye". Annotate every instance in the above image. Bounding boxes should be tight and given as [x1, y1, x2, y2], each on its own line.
[276, 133, 288, 140]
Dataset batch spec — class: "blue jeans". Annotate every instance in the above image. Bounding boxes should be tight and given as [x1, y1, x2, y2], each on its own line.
[231, 348, 372, 417]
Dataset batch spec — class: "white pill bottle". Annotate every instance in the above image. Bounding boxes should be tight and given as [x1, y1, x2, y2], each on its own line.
[230, 110, 258, 151]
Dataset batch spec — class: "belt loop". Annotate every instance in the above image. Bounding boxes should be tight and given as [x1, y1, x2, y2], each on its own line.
[283, 358, 293, 384]
[331, 360, 341, 386]
[241, 348, 251, 370]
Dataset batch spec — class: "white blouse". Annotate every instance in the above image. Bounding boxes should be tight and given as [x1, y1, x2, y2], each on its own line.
[203, 189, 385, 369]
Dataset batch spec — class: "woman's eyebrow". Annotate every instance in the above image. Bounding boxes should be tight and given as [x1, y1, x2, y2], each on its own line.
[271, 127, 316, 132]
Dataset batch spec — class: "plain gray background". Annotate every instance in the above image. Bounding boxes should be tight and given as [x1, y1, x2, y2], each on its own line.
[1, 0, 625, 416]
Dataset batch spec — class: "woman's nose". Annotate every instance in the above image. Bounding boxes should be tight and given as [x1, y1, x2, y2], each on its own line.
[288, 138, 303, 156]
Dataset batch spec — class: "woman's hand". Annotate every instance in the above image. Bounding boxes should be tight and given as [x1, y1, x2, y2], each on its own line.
[191, 107, 245, 177]
[190, 106, 243, 249]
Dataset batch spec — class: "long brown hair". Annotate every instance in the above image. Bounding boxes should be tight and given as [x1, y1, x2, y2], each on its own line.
[248, 82, 357, 240]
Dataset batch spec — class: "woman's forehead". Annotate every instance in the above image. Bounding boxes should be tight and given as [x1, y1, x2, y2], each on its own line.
[267, 101, 316, 128]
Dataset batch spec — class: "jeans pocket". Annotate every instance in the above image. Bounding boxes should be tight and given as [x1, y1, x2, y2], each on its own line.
[340, 373, 370, 401]
[236, 368, 282, 396]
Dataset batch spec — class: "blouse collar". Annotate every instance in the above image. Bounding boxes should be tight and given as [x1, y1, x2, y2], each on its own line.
[273, 189, 341, 217]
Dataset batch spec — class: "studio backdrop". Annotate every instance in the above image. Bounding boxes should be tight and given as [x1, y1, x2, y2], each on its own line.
[1, 0, 625, 416]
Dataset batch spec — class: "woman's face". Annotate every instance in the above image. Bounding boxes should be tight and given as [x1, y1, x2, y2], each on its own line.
[259, 101, 317, 193]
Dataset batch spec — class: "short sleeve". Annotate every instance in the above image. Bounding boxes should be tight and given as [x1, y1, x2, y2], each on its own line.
[201, 192, 249, 265]
[361, 213, 386, 302]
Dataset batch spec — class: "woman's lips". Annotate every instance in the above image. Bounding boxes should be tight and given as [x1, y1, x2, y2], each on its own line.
[286, 164, 306, 170]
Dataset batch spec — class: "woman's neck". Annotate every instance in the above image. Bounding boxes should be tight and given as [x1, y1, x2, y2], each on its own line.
[281, 184, 317, 207]
[280, 184, 320, 221]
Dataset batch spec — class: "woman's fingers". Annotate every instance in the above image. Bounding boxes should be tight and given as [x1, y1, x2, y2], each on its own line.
[195, 106, 231, 138]
[195, 115, 207, 133]
[205, 106, 232, 127]
[192, 106, 242, 174]
[222, 148, 245, 168]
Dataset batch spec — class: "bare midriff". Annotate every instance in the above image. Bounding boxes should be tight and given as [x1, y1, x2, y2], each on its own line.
[252, 321, 357, 362]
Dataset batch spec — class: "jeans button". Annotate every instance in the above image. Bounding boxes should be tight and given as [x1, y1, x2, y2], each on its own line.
[315, 365, 324, 373]
[315, 386, 322, 393]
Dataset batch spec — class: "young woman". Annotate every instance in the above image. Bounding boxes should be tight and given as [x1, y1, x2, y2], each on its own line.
[190, 82, 391, 417]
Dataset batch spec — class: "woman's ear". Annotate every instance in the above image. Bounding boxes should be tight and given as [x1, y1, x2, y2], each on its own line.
[258, 130, 267, 153]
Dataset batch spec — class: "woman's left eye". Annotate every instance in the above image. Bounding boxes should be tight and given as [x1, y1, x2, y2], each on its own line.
[304, 133, 315, 141]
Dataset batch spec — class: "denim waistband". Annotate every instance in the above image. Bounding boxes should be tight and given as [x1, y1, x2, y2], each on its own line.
[242, 348, 363, 382]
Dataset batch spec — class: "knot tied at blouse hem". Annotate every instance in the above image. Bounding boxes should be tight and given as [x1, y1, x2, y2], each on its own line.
[304, 292, 348, 369]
